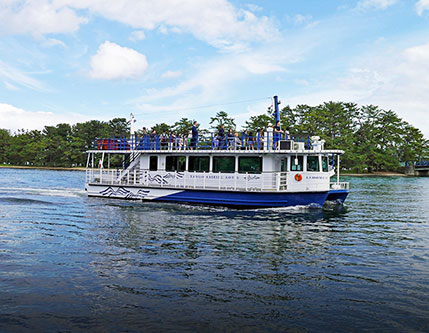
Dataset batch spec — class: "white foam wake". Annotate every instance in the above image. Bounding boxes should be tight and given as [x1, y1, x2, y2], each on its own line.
[0, 187, 86, 198]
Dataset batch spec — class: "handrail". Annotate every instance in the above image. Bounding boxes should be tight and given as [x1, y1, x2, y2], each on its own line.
[330, 182, 349, 190]
[92, 133, 313, 152]
[86, 169, 289, 192]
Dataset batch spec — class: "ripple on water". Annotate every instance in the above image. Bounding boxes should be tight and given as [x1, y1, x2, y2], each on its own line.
[0, 171, 429, 331]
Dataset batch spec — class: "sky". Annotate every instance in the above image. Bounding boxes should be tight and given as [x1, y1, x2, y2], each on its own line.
[1, 0, 429, 137]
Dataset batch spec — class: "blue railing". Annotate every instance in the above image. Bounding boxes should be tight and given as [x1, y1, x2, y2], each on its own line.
[93, 133, 311, 151]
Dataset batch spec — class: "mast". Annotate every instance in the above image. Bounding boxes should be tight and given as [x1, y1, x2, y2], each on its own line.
[273, 95, 280, 124]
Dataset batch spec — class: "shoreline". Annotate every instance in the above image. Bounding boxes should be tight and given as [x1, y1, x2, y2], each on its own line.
[0, 165, 86, 171]
[341, 172, 407, 177]
[0, 165, 408, 176]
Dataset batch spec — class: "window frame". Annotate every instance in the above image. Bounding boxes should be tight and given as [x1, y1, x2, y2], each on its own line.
[149, 156, 158, 171]
[213, 156, 235, 173]
[166, 155, 186, 172]
[188, 156, 210, 172]
[238, 156, 262, 174]
[290, 155, 304, 172]
[322, 156, 329, 172]
[306, 155, 320, 172]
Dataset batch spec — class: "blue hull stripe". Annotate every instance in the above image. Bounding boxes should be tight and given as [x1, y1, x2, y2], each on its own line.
[154, 189, 329, 207]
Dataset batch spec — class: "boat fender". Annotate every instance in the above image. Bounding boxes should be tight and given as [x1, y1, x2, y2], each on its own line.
[295, 173, 303, 182]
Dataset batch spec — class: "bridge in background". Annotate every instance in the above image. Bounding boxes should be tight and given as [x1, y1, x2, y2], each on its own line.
[404, 161, 429, 176]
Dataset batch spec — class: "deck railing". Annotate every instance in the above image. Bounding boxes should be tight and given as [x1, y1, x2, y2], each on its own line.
[86, 169, 289, 192]
[330, 182, 349, 190]
[93, 133, 311, 152]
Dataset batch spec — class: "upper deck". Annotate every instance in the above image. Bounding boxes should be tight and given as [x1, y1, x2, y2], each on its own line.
[88, 133, 344, 155]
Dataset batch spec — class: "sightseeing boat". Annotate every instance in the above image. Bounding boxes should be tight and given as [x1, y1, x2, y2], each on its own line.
[84, 96, 349, 208]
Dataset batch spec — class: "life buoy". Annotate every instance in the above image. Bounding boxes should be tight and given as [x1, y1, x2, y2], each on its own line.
[295, 173, 303, 182]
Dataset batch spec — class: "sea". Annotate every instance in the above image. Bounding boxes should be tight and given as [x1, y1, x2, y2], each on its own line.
[0, 168, 428, 332]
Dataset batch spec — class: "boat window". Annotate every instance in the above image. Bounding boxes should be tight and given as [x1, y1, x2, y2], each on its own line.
[322, 156, 329, 172]
[189, 156, 209, 172]
[166, 156, 186, 172]
[149, 156, 158, 171]
[177, 156, 186, 171]
[307, 156, 320, 172]
[290, 156, 303, 171]
[238, 157, 262, 174]
[213, 156, 235, 173]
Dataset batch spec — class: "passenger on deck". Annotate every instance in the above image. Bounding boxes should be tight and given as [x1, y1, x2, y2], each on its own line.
[160, 131, 168, 150]
[284, 128, 290, 140]
[242, 130, 249, 149]
[139, 127, 148, 149]
[150, 130, 157, 150]
[273, 121, 284, 149]
[227, 128, 234, 148]
[169, 132, 176, 149]
[256, 128, 264, 149]
[217, 124, 225, 149]
[232, 132, 242, 150]
[248, 131, 254, 149]
[177, 135, 184, 150]
[191, 121, 198, 150]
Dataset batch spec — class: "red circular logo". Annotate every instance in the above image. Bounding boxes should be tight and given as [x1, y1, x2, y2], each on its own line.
[295, 173, 303, 182]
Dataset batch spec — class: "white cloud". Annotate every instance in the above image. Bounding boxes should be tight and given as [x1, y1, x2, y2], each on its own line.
[41, 38, 66, 48]
[89, 41, 148, 80]
[54, 0, 279, 50]
[0, 103, 90, 132]
[4, 81, 19, 91]
[129, 30, 146, 41]
[161, 70, 182, 79]
[0, 0, 87, 37]
[129, 45, 295, 129]
[0, 1, 278, 51]
[292, 14, 313, 25]
[285, 42, 429, 138]
[246, 4, 262, 12]
[416, 0, 429, 15]
[0, 60, 47, 91]
[357, 0, 397, 10]
[134, 49, 288, 104]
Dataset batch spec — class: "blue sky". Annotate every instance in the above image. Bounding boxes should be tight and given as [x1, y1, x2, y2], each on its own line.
[1, 0, 429, 137]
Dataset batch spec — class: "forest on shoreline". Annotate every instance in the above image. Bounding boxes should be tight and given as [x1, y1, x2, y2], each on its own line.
[0, 102, 427, 172]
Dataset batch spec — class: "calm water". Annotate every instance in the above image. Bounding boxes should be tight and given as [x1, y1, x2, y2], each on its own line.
[0, 168, 428, 332]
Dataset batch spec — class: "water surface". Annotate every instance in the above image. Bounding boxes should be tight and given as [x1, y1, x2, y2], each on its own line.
[0, 169, 428, 331]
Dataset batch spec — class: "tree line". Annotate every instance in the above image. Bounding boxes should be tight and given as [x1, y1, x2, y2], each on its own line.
[0, 102, 427, 172]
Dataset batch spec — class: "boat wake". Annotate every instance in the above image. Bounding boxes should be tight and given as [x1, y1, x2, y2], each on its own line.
[0, 197, 56, 205]
[255, 203, 323, 212]
[0, 187, 86, 198]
